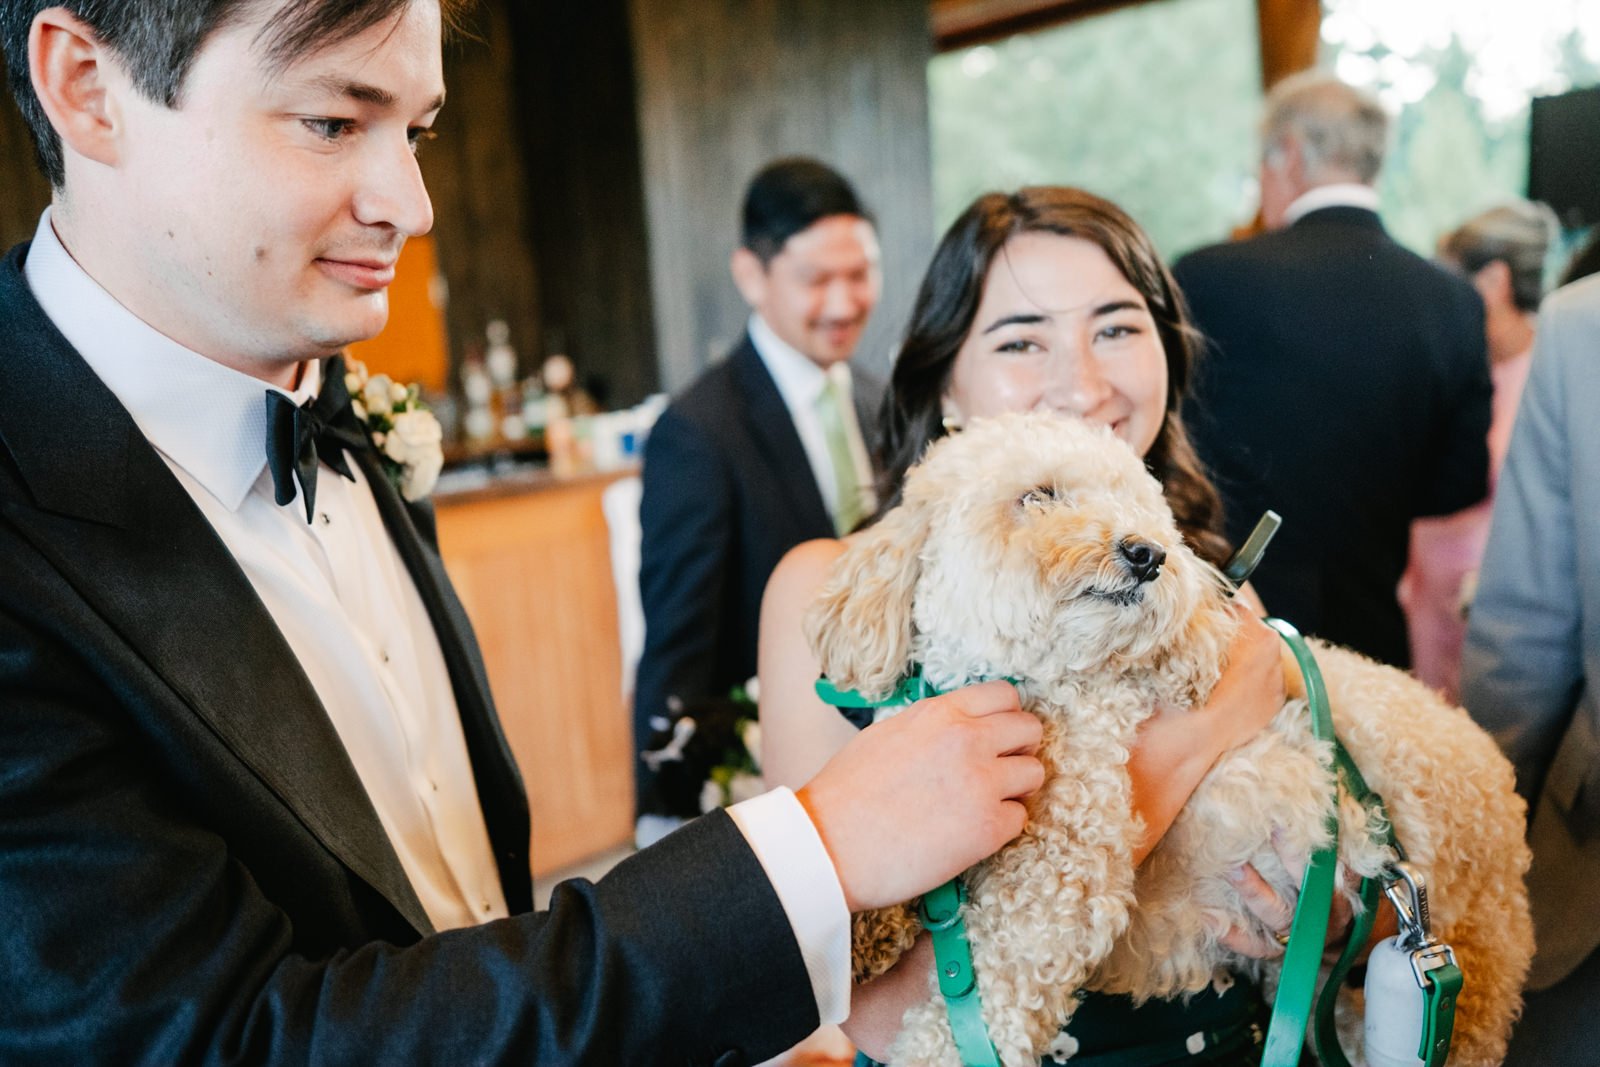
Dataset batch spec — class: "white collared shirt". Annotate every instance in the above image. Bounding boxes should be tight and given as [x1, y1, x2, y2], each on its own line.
[1284, 183, 1381, 226]
[22, 210, 851, 1022]
[748, 314, 876, 524]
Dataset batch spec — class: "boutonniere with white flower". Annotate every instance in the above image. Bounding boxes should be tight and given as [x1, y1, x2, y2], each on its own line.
[344, 358, 444, 502]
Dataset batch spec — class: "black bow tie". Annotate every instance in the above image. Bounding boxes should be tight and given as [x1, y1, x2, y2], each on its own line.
[264, 358, 368, 523]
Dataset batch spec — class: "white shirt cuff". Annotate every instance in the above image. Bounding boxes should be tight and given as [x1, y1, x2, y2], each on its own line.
[727, 786, 851, 1025]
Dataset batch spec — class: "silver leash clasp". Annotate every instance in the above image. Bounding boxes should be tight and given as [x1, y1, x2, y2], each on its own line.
[1383, 861, 1431, 949]
[1383, 861, 1459, 987]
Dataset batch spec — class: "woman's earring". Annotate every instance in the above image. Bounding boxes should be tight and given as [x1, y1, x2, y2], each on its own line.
[941, 414, 963, 434]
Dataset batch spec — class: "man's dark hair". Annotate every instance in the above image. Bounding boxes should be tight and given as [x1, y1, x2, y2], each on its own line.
[1, 0, 466, 188]
[740, 156, 871, 265]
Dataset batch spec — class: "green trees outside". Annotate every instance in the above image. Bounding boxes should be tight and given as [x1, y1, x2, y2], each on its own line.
[928, 0, 1262, 260]
[929, 0, 1600, 265]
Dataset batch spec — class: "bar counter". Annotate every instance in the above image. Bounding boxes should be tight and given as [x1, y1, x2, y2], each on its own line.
[434, 463, 639, 878]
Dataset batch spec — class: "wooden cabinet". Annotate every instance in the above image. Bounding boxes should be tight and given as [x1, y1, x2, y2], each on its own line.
[436, 471, 636, 877]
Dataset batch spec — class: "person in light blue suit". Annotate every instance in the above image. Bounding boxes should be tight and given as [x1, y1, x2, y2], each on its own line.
[1462, 272, 1600, 1065]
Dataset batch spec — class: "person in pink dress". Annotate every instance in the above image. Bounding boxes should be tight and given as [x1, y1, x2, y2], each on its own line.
[1399, 201, 1558, 701]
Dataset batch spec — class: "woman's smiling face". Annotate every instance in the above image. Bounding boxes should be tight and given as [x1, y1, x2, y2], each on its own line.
[943, 232, 1169, 458]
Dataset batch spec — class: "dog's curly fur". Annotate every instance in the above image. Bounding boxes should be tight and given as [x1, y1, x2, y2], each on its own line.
[804, 413, 1532, 1067]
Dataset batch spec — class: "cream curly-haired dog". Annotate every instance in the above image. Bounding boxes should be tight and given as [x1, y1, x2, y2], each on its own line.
[805, 412, 1531, 1067]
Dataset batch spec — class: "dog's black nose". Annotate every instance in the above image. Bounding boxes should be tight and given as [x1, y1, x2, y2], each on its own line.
[1117, 537, 1166, 583]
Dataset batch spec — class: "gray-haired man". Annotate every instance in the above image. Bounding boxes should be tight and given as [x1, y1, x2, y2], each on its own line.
[1175, 71, 1492, 669]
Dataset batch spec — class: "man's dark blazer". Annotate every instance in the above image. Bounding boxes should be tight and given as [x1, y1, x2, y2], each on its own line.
[0, 245, 815, 1064]
[1174, 205, 1492, 667]
[635, 333, 882, 803]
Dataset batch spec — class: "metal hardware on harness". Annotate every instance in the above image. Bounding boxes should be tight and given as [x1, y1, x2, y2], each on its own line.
[1222, 510, 1282, 587]
[1381, 859, 1462, 1067]
[1385, 862, 1432, 949]
[1409, 942, 1461, 988]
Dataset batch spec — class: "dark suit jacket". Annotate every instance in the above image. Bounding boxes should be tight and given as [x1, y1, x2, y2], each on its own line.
[635, 333, 882, 803]
[1175, 206, 1492, 666]
[0, 244, 815, 1064]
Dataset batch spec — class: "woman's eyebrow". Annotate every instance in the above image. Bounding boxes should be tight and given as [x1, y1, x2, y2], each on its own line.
[1090, 299, 1144, 317]
[981, 312, 1050, 335]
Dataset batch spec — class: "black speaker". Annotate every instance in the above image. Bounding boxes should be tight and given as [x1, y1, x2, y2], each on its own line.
[1529, 85, 1600, 229]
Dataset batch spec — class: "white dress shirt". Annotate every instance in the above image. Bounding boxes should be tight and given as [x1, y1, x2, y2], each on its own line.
[22, 210, 850, 1022]
[1284, 182, 1381, 226]
[748, 314, 876, 524]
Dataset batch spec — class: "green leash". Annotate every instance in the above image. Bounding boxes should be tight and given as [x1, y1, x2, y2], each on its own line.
[1264, 617, 1462, 1067]
[1260, 617, 1341, 1065]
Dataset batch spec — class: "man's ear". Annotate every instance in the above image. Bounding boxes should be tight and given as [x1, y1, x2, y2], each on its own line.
[1271, 133, 1306, 190]
[1472, 259, 1513, 310]
[29, 7, 122, 171]
[730, 246, 769, 310]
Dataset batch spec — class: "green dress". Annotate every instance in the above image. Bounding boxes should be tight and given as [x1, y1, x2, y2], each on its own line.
[852, 978, 1266, 1066]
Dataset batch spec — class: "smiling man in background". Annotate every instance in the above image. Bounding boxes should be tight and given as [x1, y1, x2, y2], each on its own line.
[635, 157, 885, 822]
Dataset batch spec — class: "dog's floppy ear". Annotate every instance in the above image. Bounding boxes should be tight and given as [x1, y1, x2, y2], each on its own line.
[803, 499, 932, 700]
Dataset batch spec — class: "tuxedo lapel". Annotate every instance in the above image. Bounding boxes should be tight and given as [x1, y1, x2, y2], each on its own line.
[729, 337, 833, 537]
[350, 446, 532, 911]
[0, 246, 432, 934]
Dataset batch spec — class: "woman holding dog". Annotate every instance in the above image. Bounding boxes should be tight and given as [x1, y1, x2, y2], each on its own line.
[759, 187, 1324, 1065]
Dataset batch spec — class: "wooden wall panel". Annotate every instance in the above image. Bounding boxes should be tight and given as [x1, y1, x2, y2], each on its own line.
[930, 0, 1140, 49]
[628, 0, 938, 391]
[1256, 0, 1322, 89]
[508, 1, 659, 410]
[932, 0, 1324, 86]
[421, 3, 544, 388]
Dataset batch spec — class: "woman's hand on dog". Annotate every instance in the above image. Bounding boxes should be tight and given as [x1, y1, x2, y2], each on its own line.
[797, 680, 1045, 913]
[1200, 603, 1289, 753]
[1220, 859, 1338, 958]
[1128, 604, 1286, 863]
[1223, 849, 1400, 962]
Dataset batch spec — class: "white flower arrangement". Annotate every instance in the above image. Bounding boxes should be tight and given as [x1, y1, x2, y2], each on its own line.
[697, 684, 764, 813]
[344, 358, 444, 502]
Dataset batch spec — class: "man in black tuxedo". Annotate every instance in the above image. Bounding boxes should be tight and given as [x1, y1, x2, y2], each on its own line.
[636, 158, 884, 813]
[1175, 72, 1491, 668]
[0, 3, 1046, 1062]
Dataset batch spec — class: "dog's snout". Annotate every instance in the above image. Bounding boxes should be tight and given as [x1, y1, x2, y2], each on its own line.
[1117, 537, 1166, 583]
